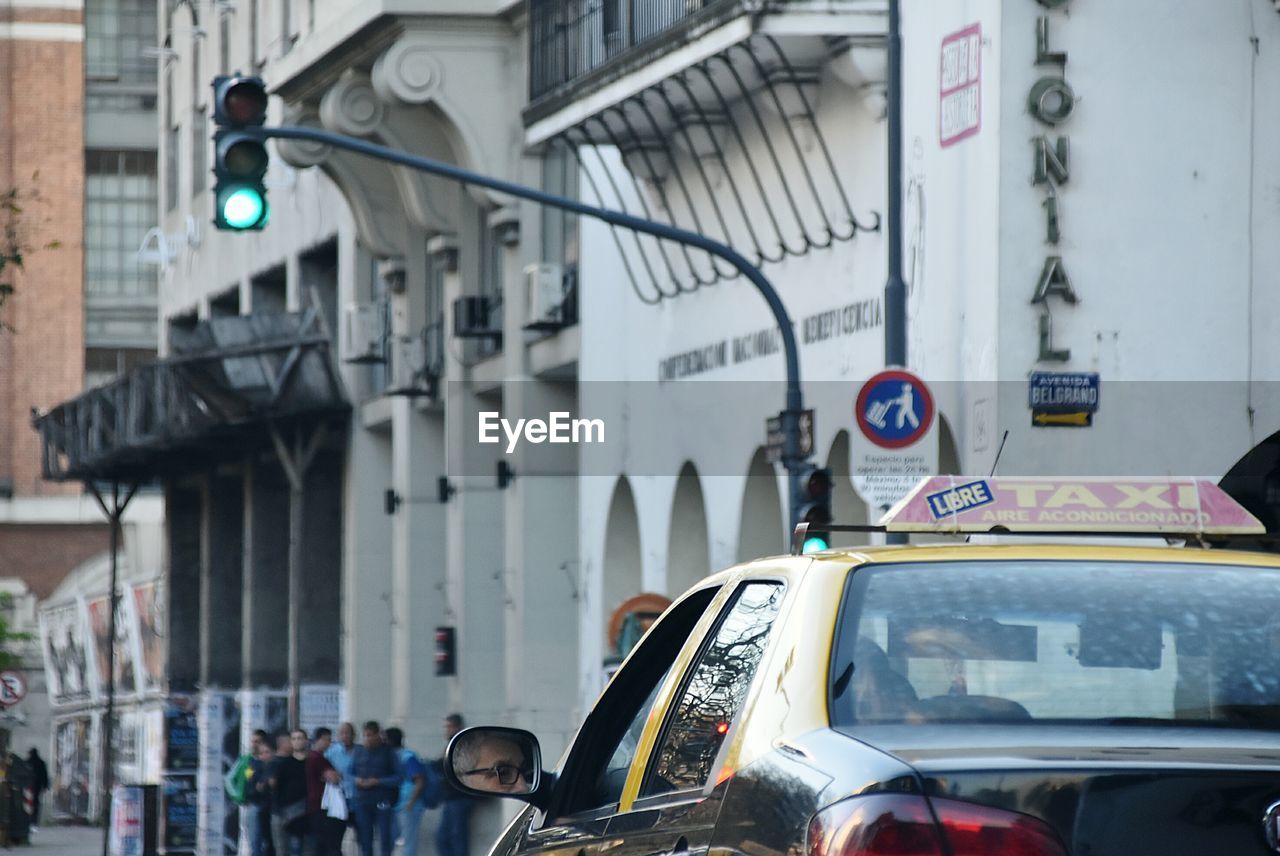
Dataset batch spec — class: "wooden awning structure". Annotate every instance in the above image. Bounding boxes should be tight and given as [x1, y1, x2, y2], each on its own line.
[34, 308, 349, 483]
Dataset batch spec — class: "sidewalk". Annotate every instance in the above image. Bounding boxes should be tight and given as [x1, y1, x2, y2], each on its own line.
[26, 824, 102, 853]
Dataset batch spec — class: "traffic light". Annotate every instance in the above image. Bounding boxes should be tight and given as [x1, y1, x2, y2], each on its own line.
[211, 75, 270, 231]
[434, 626, 457, 676]
[794, 465, 834, 553]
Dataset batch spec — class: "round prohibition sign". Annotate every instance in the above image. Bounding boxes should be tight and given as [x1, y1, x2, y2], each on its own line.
[856, 369, 935, 449]
[0, 670, 27, 706]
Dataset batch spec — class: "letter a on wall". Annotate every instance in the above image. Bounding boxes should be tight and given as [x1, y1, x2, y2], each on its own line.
[1031, 256, 1079, 304]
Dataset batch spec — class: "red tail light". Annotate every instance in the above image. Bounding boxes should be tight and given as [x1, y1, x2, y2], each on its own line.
[931, 797, 1066, 856]
[808, 795, 944, 856]
[808, 794, 1067, 856]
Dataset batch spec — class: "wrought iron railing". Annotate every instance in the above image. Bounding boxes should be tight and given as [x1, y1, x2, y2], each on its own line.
[529, 0, 732, 102]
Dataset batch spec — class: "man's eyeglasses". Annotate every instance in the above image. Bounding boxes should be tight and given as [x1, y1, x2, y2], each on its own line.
[463, 764, 530, 786]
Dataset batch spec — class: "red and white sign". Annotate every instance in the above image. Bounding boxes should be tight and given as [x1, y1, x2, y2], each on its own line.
[852, 370, 939, 509]
[882, 477, 1266, 535]
[0, 670, 28, 706]
[940, 23, 982, 147]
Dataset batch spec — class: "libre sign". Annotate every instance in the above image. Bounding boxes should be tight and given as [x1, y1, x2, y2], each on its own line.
[852, 370, 938, 509]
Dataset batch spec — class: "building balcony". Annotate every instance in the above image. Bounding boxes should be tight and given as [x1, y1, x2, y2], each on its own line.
[523, 0, 886, 300]
[524, 0, 887, 144]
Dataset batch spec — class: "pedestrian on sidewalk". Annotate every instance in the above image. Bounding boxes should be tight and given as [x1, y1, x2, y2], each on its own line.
[351, 720, 402, 856]
[308, 727, 345, 855]
[434, 714, 475, 856]
[27, 748, 48, 834]
[386, 727, 427, 855]
[325, 722, 358, 853]
[270, 731, 310, 856]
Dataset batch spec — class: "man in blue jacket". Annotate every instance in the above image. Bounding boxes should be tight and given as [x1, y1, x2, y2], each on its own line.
[350, 721, 403, 856]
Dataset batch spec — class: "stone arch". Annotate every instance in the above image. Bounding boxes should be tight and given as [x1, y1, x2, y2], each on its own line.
[827, 430, 869, 531]
[667, 462, 710, 597]
[938, 413, 961, 475]
[603, 476, 643, 647]
[737, 447, 785, 561]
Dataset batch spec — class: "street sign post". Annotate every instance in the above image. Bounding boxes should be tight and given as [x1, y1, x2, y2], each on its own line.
[852, 369, 938, 510]
[0, 669, 28, 707]
[766, 409, 813, 464]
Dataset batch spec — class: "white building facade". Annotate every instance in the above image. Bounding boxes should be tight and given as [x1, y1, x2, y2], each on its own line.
[145, 0, 1280, 852]
[557, 0, 1280, 718]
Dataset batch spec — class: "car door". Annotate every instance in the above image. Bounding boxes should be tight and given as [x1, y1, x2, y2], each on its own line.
[504, 584, 731, 856]
[597, 581, 787, 856]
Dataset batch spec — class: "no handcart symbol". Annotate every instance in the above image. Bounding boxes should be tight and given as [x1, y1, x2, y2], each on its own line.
[0, 670, 27, 706]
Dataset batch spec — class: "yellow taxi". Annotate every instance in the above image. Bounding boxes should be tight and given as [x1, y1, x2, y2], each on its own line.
[446, 478, 1280, 856]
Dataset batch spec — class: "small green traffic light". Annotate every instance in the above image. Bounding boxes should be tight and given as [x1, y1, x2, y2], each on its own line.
[212, 75, 270, 232]
[801, 535, 830, 554]
[217, 185, 268, 230]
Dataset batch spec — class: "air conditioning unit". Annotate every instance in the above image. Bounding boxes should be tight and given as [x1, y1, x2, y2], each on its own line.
[343, 301, 388, 364]
[523, 262, 566, 333]
[452, 295, 500, 341]
[385, 331, 437, 397]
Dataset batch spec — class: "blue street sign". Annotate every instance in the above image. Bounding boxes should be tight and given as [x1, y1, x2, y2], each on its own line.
[856, 369, 935, 449]
[1028, 372, 1100, 413]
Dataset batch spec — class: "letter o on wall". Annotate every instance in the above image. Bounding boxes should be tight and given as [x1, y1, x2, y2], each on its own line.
[1028, 77, 1075, 125]
[1036, 0, 1070, 6]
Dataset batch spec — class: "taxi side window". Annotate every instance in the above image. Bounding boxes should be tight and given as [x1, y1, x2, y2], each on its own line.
[551, 587, 720, 819]
[641, 582, 784, 797]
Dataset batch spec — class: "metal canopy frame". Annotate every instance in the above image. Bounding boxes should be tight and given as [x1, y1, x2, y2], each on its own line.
[33, 308, 349, 484]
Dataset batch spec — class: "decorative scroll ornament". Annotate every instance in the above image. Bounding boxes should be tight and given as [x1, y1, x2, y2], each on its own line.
[319, 71, 385, 137]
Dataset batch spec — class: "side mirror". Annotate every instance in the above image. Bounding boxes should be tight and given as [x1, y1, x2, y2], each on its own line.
[444, 726, 549, 807]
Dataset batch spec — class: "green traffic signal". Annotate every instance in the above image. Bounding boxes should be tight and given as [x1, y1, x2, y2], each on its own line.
[212, 75, 270, 232]
[801, 535, 830, 554]
[217, 185, 268, 230]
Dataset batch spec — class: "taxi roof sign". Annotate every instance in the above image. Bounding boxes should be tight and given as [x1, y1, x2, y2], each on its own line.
[879, 477, 1265, 536]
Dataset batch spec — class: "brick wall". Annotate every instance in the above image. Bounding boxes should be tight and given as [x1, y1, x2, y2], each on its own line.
[0, 523, 109, 600]
[0, 9, 86, 497]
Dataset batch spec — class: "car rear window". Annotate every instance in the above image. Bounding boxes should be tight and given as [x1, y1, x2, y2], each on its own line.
[830, 560, 1280, 731]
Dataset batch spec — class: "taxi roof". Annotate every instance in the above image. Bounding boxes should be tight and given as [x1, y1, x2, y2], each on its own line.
[804, 541, 1280, 569]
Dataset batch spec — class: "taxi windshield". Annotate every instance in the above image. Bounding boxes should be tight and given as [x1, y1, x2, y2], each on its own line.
[831, 560, 1280, 731]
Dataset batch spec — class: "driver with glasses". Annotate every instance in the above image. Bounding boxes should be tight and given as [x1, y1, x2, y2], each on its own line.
[454, 732, 534, 795]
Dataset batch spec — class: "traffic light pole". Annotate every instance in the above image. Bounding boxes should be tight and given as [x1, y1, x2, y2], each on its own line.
[253, 124, 812, 532]
[883, 0, 909, 545]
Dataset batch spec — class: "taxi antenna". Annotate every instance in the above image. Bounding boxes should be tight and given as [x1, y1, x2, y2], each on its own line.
[969, 431, 1010, 543]
[989, 430, 1010, 477]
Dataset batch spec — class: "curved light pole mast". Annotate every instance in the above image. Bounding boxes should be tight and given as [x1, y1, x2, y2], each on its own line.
[255, 123, 810, 524]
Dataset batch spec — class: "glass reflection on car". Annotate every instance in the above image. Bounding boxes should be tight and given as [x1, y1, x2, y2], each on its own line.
[836, 561, 1280, 730]
[646, 582, 783, 795]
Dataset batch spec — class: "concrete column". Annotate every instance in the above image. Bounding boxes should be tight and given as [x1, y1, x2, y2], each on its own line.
[201, 471, 244, 689]
[342, 424, 395, 723]
[299, 450, 343, 683]
[389, 236, 449, 746]
[166, 481, 202, 693]
[497, 208, 581, 755]
[444, 208, 507, 727]
[242, 454, 289, 688]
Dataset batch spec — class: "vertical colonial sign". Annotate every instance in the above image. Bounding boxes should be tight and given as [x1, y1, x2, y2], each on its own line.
[1029, 0, 1080, 362]
[940, 23, 982, 147]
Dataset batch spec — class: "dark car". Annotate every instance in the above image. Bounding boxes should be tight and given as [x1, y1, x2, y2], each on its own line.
[446, 479, 1280, 856]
